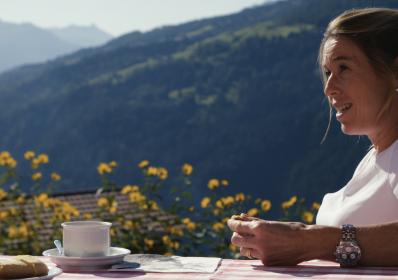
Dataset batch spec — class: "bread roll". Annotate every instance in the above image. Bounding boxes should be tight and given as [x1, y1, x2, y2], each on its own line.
[16, 255, 49, 276]
[0, 255, 48, 279]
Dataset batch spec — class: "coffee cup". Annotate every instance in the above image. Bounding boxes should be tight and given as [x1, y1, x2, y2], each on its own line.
[62, 221, 111, 257]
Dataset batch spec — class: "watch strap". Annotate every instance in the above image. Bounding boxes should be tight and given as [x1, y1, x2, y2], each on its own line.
[341, 224, 357, 241]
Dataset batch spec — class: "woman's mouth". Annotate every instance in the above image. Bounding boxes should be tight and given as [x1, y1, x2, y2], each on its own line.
[335, 103, 352, 119]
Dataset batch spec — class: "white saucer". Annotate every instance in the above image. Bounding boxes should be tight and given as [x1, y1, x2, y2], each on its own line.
[15, 267, 62, 280]
[42, 247, 131, 271]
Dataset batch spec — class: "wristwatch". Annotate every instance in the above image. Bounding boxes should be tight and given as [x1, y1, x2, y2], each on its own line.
[335, 224, 361, 267]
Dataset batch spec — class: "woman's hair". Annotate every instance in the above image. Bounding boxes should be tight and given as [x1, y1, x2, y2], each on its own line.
[318, 8, 398, 142]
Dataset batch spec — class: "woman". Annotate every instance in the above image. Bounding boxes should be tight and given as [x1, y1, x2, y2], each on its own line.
[228, 8, 398, 267]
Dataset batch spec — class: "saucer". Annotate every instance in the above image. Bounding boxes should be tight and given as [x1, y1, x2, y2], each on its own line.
[42, 247, 131, 271]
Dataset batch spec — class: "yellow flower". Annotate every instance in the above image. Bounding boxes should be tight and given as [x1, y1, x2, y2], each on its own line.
[121, 185, 133, 194]
[144, 238, 155, 248]
[9, 208, 17, 216]
[208, 179, 220, 190]
[138, 160, 150, 169]
[37, 153, 49, 164]
[169, 226, 184, 237]
[213, 209, 220, 216]
[129, 192, 146, 203]
[181, 217, 196, 231]
[108, 200, 118, 214]
[0, 151, 11, 160]
[36, 193, 48, 204]
[187, 222, 196, 231]
[97, 162, 112, 175]
[32, 172, 42, 181]
[31, 158, 40, 169]
[149, 200, 159, 210]
[7, 225, 18, 239]
[247, 208, 259, 217]
[221, 196, 234, 207]
[235, 193, 245, 202]
[123, 221, 134, 230]
[0, 189, 7, 201]
[97, 197, 109, 208]
[215, 199, 224, 209]
[221, 180, 229, 187]
[16, 195, 26, 205]
[83, 213, 93, 220]
[302, 211, 314, 224]
[229, 243, 238, 252]
[181, 163, 193, 176]
[146, 166, 158, 176]
[5, 157, 17, 169]
[162, 235, 172, 246]
[189, 206, 194, 212]
[212, 222, 224, 232]
[261, 200, 272, 212]
[0, 211, 9, 220]
[158, 167, 168, 180]
[51, 172, 61, 181]
[201, 197, 211, 208]
[24, 150, 35, 160]
[312, 202, 321, 210]
[18, 223, 29, 238]
[281, 195, 298, 209]
[109, 161, 117, 167]
[172, 241, 180, 250]
[109, 206, 117, 214]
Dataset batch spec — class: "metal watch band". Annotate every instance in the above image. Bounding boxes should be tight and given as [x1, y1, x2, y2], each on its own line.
[341, 224, 357, 241]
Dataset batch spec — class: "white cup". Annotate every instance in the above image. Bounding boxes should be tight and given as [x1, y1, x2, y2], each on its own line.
[62, 221, 111, 257]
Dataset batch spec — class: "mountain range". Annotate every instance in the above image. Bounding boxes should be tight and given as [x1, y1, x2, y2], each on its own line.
[0, 20, 113, 73]
[0, 0, 397, 215]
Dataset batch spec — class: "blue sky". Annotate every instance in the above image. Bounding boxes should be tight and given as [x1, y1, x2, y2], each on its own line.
[0, 0, 271, 36]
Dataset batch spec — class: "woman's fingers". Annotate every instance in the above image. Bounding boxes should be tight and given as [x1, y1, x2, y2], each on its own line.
[240, 246, 260, 259]
[227, 219, 255, 235]
[231, 231, 255, 247]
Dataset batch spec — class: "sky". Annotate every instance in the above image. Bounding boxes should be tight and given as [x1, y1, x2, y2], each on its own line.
[0, 0, 270, 37]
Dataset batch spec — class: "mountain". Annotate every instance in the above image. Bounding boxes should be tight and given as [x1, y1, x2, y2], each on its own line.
[0, 0, 397, 214]
[0, 20, 78, 73]
[49, 24, 113, 48]
[0, 20, 113, 73]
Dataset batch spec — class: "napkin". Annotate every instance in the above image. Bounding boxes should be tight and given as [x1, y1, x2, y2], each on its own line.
[109, 254, 221, 273]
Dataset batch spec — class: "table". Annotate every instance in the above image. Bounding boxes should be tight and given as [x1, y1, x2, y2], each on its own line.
[41, 257, 398, 280]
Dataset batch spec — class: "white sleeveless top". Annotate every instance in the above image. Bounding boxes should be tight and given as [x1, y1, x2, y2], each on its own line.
[316, 139, 398, 227]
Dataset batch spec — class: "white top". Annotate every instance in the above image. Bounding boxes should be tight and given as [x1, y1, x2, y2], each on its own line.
[316, 139, 398, 227]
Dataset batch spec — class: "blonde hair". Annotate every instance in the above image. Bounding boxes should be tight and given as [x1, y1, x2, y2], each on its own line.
[319, 8, 398, 142]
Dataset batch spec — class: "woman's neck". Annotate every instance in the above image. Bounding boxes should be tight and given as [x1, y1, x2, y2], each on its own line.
[369, 100, 398, 153]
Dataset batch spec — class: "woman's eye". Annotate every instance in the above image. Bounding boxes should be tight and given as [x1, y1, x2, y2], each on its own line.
[339, 64, 348, 72]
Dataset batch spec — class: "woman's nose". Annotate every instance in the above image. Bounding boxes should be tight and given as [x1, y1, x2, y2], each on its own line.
[324, 74, 341, 97]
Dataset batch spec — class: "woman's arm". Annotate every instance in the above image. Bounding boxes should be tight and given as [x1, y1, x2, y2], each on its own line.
[228, 218, 398, 266]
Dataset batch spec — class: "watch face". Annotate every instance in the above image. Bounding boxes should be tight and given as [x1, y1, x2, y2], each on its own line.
[336, 242, 361, 267]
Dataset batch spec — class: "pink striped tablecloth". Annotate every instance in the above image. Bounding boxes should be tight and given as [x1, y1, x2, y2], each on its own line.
[40, 257, 398, 280]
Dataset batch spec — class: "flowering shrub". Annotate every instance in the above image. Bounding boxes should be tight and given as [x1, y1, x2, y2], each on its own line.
[0, 150, 320, 257]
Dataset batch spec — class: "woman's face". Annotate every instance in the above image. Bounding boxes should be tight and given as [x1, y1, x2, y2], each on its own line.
[322, 36, 395, 136]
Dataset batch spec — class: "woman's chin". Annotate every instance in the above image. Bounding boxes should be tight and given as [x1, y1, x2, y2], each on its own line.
[340, 124, 357, 135]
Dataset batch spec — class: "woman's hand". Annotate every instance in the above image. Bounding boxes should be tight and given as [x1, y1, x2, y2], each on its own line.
[227, 214, 312, 266]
